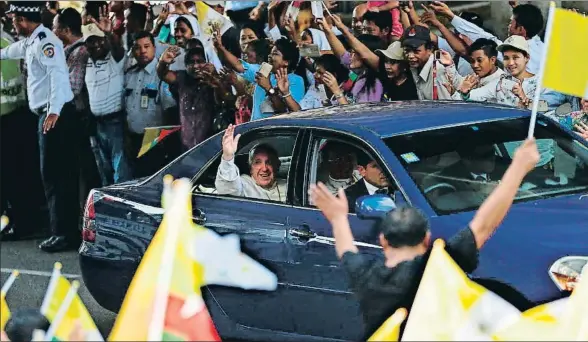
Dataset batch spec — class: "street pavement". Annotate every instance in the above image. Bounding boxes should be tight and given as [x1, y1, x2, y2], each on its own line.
[0, 239, 116, 337]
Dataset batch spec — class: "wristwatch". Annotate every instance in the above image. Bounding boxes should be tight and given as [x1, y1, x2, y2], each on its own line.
[267, 88, 276, 96]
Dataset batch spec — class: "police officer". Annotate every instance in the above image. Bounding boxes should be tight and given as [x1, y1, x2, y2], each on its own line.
[1, 1, 80, 252]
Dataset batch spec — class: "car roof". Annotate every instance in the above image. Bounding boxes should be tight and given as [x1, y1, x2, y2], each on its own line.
[267, 101, 529, 137]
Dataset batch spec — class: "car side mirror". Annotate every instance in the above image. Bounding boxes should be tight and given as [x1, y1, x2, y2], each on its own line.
[355, 194, 397, 220]
[548, 256, 587, 292]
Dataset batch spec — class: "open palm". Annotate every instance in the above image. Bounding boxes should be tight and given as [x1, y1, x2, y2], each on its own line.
[222, 124, 241, 160]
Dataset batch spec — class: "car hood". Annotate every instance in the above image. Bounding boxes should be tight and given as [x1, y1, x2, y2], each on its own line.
[430, 193, 588, 303]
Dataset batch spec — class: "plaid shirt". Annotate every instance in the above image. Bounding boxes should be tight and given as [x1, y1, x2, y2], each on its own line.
[64, 38, 88, 96]
[64, 38, 89, 110]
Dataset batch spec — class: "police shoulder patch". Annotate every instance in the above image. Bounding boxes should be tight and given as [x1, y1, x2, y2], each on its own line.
[42, 43, 55, 58]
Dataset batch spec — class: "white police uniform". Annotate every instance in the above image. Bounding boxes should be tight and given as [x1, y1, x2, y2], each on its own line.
[0, 25, 73, 115]
[0, 3, 80, 248]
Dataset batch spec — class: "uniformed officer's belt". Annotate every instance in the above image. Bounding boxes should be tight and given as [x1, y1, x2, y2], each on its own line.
[32, 101, 74, 116]
[32, 105, 48, 116]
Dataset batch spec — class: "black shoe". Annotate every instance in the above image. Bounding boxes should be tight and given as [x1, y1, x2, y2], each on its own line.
[39, 236, 77, 253]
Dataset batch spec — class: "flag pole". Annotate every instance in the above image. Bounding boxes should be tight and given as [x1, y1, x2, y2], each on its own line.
[40, 262, 62, 315]
[1, 270, 19, 295]
[528, 1, 556, 138]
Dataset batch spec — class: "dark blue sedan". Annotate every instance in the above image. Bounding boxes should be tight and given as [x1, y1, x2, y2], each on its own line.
[79, 101, 588, 341]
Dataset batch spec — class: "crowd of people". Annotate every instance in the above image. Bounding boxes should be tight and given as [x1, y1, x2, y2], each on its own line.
[0, 0, 587, 249]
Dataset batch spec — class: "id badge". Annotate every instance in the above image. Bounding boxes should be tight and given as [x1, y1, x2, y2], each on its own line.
[141, 95, 149, 108]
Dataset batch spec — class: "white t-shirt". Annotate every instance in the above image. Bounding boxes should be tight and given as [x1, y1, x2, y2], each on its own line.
[85, 53, 127, 116]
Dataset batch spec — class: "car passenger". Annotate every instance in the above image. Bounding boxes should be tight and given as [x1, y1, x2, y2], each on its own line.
[345, 154, 393, 212]
[215, 125, 287, 202]
[318, 143, 361, 195]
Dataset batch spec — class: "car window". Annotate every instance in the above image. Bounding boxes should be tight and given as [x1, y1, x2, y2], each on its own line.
[193, 132, 298, 204]
[305, 136, 399, 212]
[385, 117, 588, 215]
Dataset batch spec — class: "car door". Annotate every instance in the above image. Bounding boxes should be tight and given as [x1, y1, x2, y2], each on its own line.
[190, 127, 306, 335]
[283, 129, 409, 341]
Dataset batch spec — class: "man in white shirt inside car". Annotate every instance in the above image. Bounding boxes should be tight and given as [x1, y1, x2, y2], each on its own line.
[215, 124, 287, 202]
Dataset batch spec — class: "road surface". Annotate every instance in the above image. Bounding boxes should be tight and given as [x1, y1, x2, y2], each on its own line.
[0, 239, 116, 337]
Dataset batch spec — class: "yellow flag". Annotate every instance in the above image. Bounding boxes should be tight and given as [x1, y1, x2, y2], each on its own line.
[42, 271, 102, 341]
[1, 293, 9, 330]
[402, 240, 521, 341]
[542, 5, 588, 98]
[1, 270, 19, 330]
[368, 308, 407, 342]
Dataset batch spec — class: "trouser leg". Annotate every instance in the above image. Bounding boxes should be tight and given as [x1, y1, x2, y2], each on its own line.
[38, 103, 81, 240]
[96, 116, 133, 184]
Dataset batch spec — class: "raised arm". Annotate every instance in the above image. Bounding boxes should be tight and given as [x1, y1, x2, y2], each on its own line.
[310, 184, 358, 258]
[215, 125, 246, 197]
[275, 68, 301, 112]
[420, 8, 467, 56]
[429, 1, 502, 47]
[157, 46, 179, 85]
[91, 5, 125, 62]
[316, 18, 347, 59]
[213, 29, 245, 73]
[332, 15, 381, 71]
[469, 139, 539, 249]
[151, 3, 170, 37]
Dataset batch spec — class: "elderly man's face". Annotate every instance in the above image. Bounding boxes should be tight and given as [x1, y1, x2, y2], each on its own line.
[250, 152, 276, 189]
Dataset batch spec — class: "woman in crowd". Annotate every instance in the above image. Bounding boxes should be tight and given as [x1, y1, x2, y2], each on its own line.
[157, 46, 235, 151]
[295, 54, 351, 110]
[325, 14, 417, 102]
[318, 17, 385, 104]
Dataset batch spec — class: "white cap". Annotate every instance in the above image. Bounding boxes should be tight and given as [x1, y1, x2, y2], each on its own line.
[82, 23, 105, 40]
[497, 35, 530, 55]
[376, 41, 405, 61]
[204, 1, 225, 6]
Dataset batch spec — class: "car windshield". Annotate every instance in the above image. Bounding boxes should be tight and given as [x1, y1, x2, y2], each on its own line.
[385, 117, 588, 215]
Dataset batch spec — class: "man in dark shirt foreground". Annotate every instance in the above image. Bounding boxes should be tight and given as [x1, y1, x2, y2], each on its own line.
[309, 138, 540, 337]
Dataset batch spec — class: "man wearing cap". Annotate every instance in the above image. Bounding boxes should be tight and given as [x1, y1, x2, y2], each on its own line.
[400, 24, 461, 101]
[83, 14, 132, 185]
[429, 1, 544, 75]
[1, 1, 80, 252]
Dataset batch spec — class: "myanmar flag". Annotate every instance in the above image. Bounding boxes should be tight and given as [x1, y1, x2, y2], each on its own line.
[137, 125, 180, 158]
[402, 240, 522, 340]
[40, 264, 103, 341]
[542, 4, 588, 98]
[109, 179, 220, 341]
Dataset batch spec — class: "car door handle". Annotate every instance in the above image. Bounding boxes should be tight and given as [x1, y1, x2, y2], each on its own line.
[289, 225, 317, 240]
[193, 209, 206, 225]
